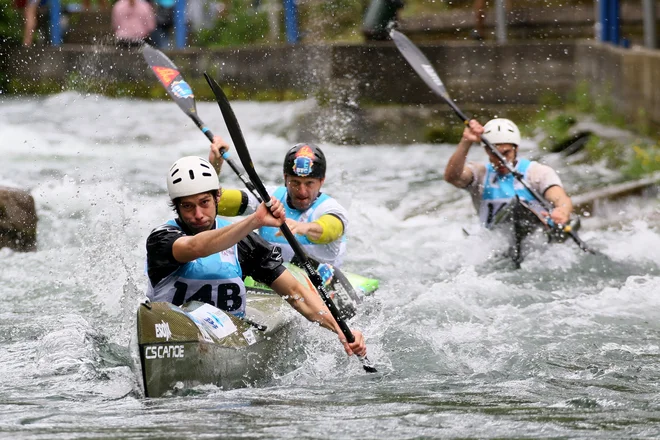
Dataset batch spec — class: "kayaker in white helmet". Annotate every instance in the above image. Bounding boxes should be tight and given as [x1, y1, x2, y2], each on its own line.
[209, 140, 349, 268]
[444, 118, 574, 228]
[145, 155, 367, 357]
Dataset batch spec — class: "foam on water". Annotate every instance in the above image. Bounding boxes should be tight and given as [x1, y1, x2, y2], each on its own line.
[1, 93, 659, 438]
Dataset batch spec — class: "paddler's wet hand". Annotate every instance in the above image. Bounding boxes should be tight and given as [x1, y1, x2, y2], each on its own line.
[269, 199, 285, 220]
[339, 329, 367, 357]
[462, 119, 484, 144]
[550, 208, 570, 227]
[255, 199, 285, 228]
[275, 219, 306, 237]
[209, 135, 230, 173]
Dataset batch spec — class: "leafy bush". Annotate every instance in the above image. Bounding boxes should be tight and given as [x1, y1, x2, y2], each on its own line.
[0, 0, 22, 45]
[299, 0, 363, 42]
[0, 0, 21, 92]
[624, 143, 660, 178]
[194, 0, 269, 47]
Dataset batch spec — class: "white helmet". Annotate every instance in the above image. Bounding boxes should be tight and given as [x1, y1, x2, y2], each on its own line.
[482, 118, 521, 146]
[167, 156, 219, 200]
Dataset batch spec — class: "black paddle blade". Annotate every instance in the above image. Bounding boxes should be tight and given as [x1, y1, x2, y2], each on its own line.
[203, 73, 270, 202]
[361, 359, 378, 373]
[142, 45, 198, 117]
[390, 29, 450, 102]
[390, 29, 469, 123]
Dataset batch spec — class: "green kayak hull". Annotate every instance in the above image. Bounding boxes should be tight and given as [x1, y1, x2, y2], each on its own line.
[244, 263, 379, 320]
[245, 263, 379, 295]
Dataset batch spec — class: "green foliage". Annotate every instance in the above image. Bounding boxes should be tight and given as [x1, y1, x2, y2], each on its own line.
[302, 0, 363, 41]
[593, 97, 626, 128]
[571, 80, 593, 113]
[571, 81, 628, 129]
[536, 112, 578, 151]
[531, 80, 660, 179]
[424, 123, 464, 144]
[624, 142, 660, 179]
[400, 0, 452, 17]
[581, 136, 628, 169]
[194, 1, 269, 47]
[0, 0, 22, 91]
[634, 107, 651, 137]
[0, 0, 22, 44]
[538, 90, 564, 109]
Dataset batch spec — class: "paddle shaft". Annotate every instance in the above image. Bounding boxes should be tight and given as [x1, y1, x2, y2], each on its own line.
[142, 45, 259, 198]
[390, 29, 595, 254]
[190, 113, 259, 196]
[204, 73, 376, 372]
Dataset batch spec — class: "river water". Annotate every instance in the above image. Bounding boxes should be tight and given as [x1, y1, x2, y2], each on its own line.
[1, 93, 659, 439]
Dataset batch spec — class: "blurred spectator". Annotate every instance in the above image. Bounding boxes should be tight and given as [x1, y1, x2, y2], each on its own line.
[473, 0, 511, 40]
[150, 0, 175, 48]
[19, 0, 46, 46]
[112, 0, 156, 46]
[473, 0, 486, 40]
[187, 0, 224, 34]
[363, 0, 404, 41]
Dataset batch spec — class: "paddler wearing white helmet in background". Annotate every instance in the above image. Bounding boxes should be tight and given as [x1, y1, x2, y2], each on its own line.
[444, 117, 574, 228]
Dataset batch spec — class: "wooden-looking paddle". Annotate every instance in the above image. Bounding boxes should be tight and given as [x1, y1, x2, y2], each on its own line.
[389, 28, 596, 255]
[141, 44, 258, 196]
[203, 73, 377, 373]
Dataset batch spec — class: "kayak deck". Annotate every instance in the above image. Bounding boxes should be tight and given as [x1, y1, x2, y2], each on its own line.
[136, 297, 292, 398]
[491, 197, 581, 266]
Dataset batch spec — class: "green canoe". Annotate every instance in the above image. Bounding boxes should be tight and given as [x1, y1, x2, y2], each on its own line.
[244, 263, 379, 320]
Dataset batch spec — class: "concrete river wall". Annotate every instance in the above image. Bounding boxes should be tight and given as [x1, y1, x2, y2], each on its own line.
[7, 40, 660, 144]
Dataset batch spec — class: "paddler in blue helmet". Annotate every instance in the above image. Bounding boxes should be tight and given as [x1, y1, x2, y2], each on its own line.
[211, 142, 349, 268]
[444, 118, 574, 228]
[145, 156, 366, 357]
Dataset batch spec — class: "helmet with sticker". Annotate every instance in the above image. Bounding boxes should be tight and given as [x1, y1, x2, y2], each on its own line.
[283, 143, 326, 179]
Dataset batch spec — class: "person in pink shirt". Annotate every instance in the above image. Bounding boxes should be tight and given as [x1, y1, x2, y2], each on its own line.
[111, 0, 156, 46]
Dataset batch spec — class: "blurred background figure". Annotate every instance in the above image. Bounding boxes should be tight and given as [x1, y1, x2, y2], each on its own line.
[186, 0, 224, 36]
[18, 0, 47, 46]
[473, 0, 511, 40]
[150, 0, 175, 48]
[362, 0, 404, 41]
[112, 0, 156, 47]
[472, 0, 486, 40]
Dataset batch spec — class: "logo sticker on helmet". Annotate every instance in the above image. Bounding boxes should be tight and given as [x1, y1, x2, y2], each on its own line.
[293, 157, 313, 176]
[292, 145, 316, 176]
[170, 80, 194, 99]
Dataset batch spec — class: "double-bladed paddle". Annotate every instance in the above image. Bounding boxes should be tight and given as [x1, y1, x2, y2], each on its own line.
[141, 44, 258, 197]
[203, 73, 377, 373]
[389, 28, 596, 255]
